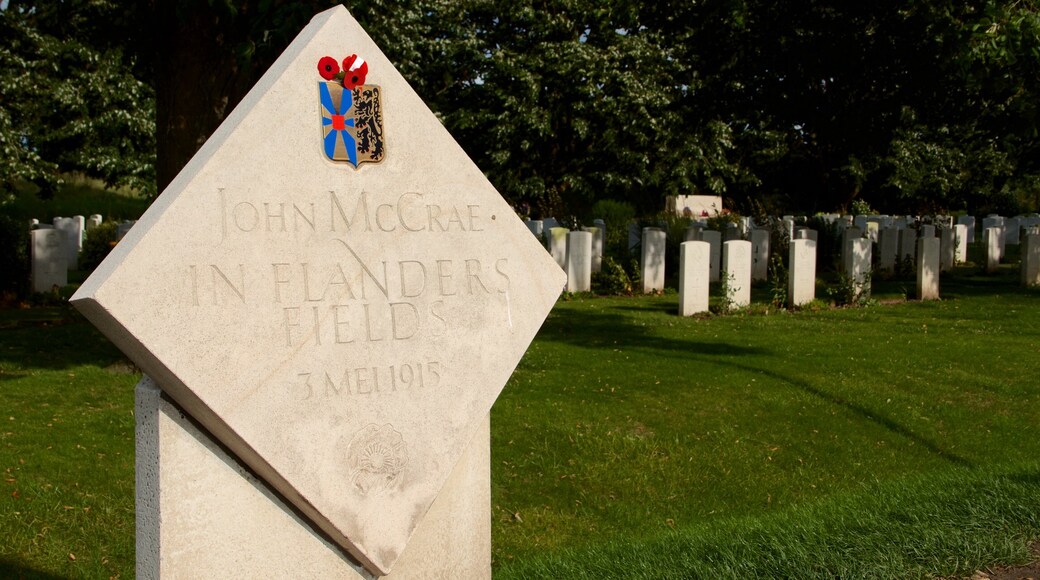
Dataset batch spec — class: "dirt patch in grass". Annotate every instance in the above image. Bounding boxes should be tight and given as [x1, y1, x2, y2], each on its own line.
[945, 541, 1040, 580]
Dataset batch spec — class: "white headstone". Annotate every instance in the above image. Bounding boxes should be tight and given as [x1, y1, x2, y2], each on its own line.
[641, 227, 666, 293]
[71, 7, 565, 575]
[939, 227, 954, 272]
[788, 239, 817, 307]
[566, 231, 593, 292]
[87, 214, 103, 230]
[31, 229, 68, 293]
[954, 224, 968, 264]
[684, 225, 703, 242]
[957, 215, 975, 244]
[984, 227, 1001, 273]
[796, 228, 818, 242]
[678, 241, 710, 316]
[750, 228, 769, 282]
[582, 226, 603, 273]
[916, 237, 940, 300]
[1022, 233, 1040, 286]
[701, 229, 722, 283]
[548, 227, 569, 268]
[722, 240, 752, 308]
[55, 216, 82, 270]
[878, 227, 899, 274]
[845, 238, 871, 300]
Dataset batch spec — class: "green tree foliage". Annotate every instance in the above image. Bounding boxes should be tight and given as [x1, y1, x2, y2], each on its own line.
[3, 1, 1039, 217]
[0, 0, 156, 199]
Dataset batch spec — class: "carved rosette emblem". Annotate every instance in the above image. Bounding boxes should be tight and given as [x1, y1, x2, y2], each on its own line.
[317, 53, 385, 168]
[347, 423, 408, 495]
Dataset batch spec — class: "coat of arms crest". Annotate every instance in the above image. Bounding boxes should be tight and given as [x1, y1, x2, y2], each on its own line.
[318, 54, 384, 168]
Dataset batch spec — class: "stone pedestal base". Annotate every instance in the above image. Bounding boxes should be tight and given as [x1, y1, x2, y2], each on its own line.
[136, 377, 491, 579]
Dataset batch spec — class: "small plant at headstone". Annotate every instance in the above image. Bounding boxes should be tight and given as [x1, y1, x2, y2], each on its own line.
[591, 256, 633, 296]
[713, 271, 737, 314]
[827, 268, 872, 307]
[768, 252, 788, 308]
[849, 198, 874, 216]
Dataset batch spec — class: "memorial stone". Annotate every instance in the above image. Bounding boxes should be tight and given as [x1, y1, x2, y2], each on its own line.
[954, 224, 968, 263]
[796, 228, 818, 242]
[71, 7, 565, 576]
[566, 231, 593, 292]
[117, 220, 136, 240]
[641, 228, 667, 293]
[628, 222, 641, 250]
[684, 225, 703, 242]
[916, 238, 940, 300]
[87, 214, 103, 230]
[939, 227, 955, 272]
[919, 224, 935, 239]
[957, 215, 975, 244]
[899, 228, 917, 266]
[679, 241, 710, 316]
[701, 229, 722, 283]
[1006, 217, 1021, 245]
[31, 229, 68, 293]
[582, 226, 603, 273]
[525, 220, 543, 238]
[1022, 233, 1040, 286]
[541, 216, 560, 232]
[55, 216, 82, 270]
[724, 223, 741, 242]
[750, 228, 769, 282]
[548, 227, 569, 268]
[845, 238, 871, 300]
[722, 240, 752, 308]
[877, 227, 899, 274]
[788, 239, 817, 307]
[984, 227, 1001, 273]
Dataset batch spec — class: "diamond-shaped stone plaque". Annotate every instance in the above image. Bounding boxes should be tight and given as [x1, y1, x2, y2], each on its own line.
[71, 6, 563, 575]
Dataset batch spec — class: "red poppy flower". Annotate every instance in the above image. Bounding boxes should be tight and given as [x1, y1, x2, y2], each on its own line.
[317, 56, 339, 80]
[341, 54, 369, 89]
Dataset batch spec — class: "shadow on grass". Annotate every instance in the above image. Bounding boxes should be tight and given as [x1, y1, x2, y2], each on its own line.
[541, 300, 973, 468]
[0, 558, 68, 580]
[0, 313, 127, 371]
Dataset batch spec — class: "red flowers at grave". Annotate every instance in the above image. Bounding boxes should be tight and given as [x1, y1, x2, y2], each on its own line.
[317, 54, 368, 89]
[317, 56, 339, 80]
[341, 54, 368, 89]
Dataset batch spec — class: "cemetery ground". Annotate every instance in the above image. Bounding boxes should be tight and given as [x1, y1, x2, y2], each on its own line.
[1, 265, 1038, 579]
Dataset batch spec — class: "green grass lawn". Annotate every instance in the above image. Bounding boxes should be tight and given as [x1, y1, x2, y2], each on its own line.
[1, 260, 1038, 578]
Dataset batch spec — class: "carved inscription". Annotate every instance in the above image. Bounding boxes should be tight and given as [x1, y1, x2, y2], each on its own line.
[192, 188, 511, 402]
[347, 423, 407, 496]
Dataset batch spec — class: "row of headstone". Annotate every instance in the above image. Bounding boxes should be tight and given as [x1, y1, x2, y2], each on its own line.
[525, 219, 604, 292]
[27, 215, 139, 293]
[678, 239, 753, 314]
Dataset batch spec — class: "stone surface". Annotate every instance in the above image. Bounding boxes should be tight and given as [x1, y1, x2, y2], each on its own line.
[582, 226, 603, 273]
[899, 228, 917, 266]
[31, 229, 68, 293]
[984, 227, 1001, 273]
[916, 237, 940, 300]
[939, 227, 955, 272]
[71, 7, 564, 575]
[566, 231, 592, 292]
[1022, 234, 1040, 286]
[641, 227, 666, 293]
[788, 239, 817, 307]
[750, 228, 769, 282]
[136, 377, 490, 579]
[845, 238, 871, 300]
[678, 241, 710, 316]
[1006, 217, 1021, 245]
[722, 240, 752, 308]
[701, 229, 721, 283]
[878, 227, 899, 274]
[524, 220, 543, 238]
[957, 215, 975, 244]
[548, 227, 569, 268]
[954, 224, 968, 264]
